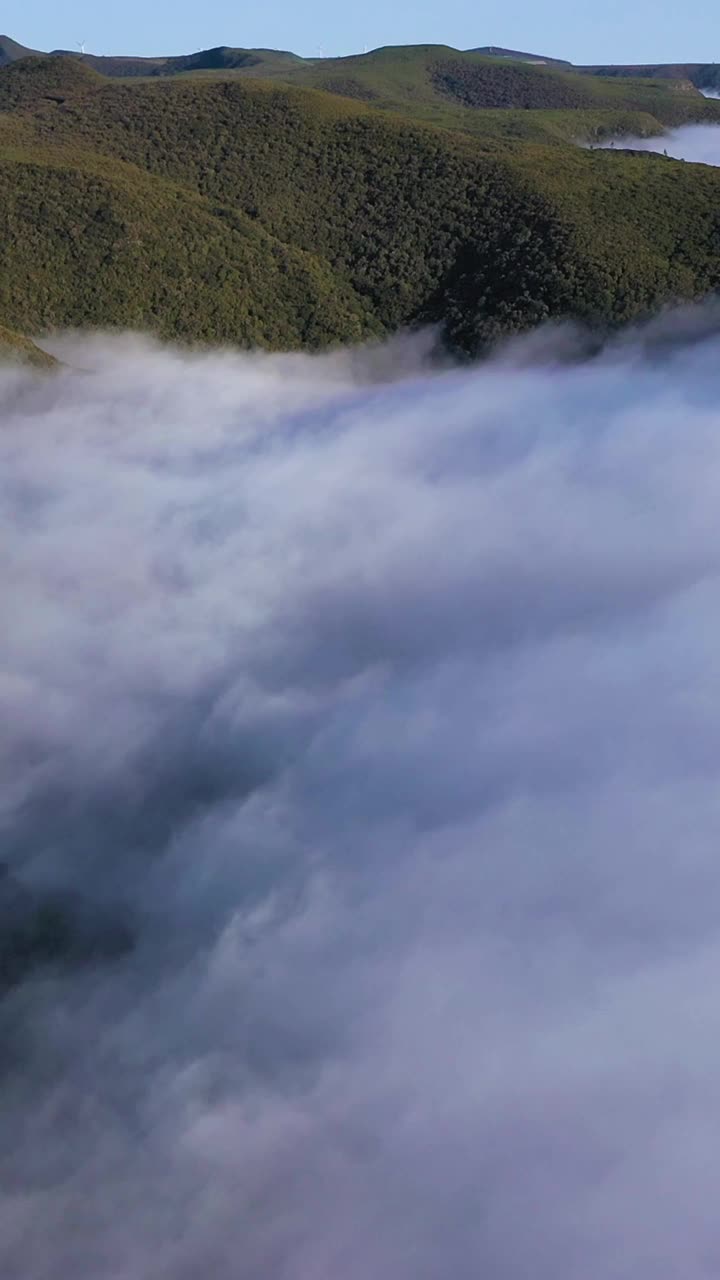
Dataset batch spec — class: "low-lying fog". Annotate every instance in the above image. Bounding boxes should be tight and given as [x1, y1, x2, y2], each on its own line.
[5, 311, 720, 1278]
[594, 121, 720, 164]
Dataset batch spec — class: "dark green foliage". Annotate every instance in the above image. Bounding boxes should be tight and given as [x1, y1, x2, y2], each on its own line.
[0, 147, 374, 347]
[582, 62, 720, 92]
[2, 52, 720, 356]
[429, 58, 605, 110]
[0, 55, 100, 109]
[425, 56, 717, 120]
[421, 193, 587, 350]
[315, 77, 380, 101]
[184, 44, 718, 141]
[0, 34, 40, 67]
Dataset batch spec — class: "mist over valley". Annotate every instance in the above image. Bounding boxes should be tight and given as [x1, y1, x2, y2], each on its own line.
[3, 25, 720, 1278]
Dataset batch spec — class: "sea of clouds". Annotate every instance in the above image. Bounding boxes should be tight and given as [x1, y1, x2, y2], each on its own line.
[5, 314, 720, 1277]
[597, 120, 720, 164]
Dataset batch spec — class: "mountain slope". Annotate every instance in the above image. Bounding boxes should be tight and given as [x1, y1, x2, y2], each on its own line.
[0, 69, 375, 348]
[166, 44, 717, 140]
[0, 35, 40, 66]
[0, 35, 304, 79]
[468, 46, 572, 67]
[2, 38, 718, 144]
[582, 62, 720, 92]
[2, 34, 719, 99]
[2, 54, 720, 355]
[0, 324, 56, 367]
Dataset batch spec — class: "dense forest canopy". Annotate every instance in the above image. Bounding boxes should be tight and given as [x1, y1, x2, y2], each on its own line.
[1, 41, 720, 358]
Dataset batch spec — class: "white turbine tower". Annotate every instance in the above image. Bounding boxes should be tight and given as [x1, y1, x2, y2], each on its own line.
[77, 39, 86, 55]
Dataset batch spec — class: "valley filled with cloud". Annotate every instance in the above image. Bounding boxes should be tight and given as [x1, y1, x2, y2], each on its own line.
[4, 318, 720, 1277]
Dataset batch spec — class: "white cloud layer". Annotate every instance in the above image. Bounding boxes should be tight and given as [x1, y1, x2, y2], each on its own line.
[4, 316, 720, 1277]
[597, 121, 720, 164]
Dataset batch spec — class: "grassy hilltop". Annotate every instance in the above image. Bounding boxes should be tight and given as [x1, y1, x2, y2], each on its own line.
[1, 43, 720, 356]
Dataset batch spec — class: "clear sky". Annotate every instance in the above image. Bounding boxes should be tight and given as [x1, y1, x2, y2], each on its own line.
[3, 0, 719, 66]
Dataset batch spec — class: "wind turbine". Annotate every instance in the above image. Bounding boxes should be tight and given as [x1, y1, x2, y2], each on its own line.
[77, 39, 86, 55]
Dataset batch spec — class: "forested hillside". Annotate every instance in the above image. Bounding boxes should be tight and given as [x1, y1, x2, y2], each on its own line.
[1, 50, 720, 358]
[581, 62, 720, 92]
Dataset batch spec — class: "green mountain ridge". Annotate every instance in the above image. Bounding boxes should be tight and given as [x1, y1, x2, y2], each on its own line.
[2, 46, 720, 358]
[579, 63, 720, 91]
[2, 33, 717, 84]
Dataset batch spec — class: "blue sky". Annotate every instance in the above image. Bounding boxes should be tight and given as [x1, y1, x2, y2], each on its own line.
[4, 0, 719, 64]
